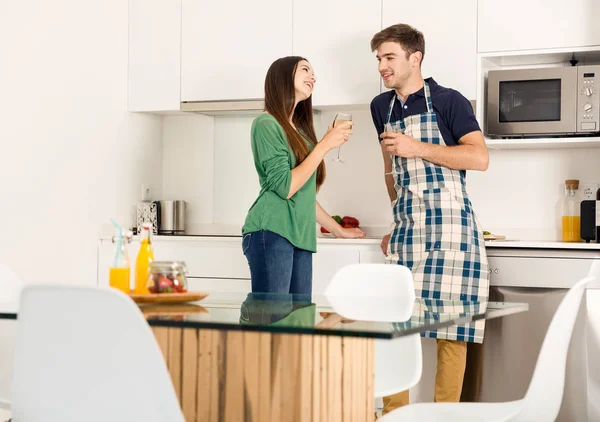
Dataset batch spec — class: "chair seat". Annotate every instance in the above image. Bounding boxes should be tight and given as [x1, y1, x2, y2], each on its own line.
[380, 399, 523, 422]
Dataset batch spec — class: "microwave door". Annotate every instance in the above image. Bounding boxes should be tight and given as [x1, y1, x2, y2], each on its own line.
[487, 67, 578, 136]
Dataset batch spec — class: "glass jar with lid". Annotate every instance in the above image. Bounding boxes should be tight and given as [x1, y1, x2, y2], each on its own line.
[147, 261, 188, 294]
[561, 179, 581, 242]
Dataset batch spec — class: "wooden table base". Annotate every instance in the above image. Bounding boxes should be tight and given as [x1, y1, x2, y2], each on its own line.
[152, 327, 375, 422]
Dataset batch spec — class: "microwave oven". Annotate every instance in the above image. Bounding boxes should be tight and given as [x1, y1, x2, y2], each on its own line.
[487, 65, 600, 137]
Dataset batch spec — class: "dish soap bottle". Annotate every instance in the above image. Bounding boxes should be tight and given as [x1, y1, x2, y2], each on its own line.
[134, 222, 155, 294]
[561, 179, 581, 242]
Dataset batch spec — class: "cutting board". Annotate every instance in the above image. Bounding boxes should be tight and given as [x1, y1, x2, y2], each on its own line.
[484, 234, 506, 241]
[129, 292, 209, 304]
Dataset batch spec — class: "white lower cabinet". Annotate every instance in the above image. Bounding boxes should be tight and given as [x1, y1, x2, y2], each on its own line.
[98, 238, 383, 297]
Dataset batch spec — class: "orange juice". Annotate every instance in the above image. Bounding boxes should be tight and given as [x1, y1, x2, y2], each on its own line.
[134, 236, 154, 294]
[109, 267, 131, 294]
[562, 216, 581, 242]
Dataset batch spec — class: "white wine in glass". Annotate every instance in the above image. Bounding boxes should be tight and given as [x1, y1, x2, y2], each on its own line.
[332, 112, 352, 163]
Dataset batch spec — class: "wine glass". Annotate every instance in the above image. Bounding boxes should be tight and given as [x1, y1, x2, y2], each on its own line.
[331, 112, 353, 163]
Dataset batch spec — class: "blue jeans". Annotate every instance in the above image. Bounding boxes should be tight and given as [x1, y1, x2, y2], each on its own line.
[242, 230, 313, 294]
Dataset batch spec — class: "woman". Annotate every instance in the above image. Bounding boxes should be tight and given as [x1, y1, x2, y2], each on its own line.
[242, 56, 365, 295]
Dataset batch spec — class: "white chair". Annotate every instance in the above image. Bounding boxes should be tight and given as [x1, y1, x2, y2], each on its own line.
[381, 275, 595, 422]
[325, 264, 422, 398]
[0, 264, 23, 413]
[11, 284, 185, 422]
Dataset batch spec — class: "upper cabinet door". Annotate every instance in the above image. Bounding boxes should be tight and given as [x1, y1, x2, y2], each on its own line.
[181, 0, 293, 102]
[478, 0, 600, 53]
[128, 0, 181, 112]
[292, 0, 381, 107]
[382, 0, 477, 100]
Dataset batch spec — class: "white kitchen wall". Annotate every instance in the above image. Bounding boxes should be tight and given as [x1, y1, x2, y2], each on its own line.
[205, 110, 392, 231]
[468, 148, 600, 241]
[164, 108, 600, 242]
[0, 0, 163, 284]
[162, 114, 215, 231]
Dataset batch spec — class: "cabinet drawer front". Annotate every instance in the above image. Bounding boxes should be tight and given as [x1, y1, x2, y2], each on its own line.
[488, 256, 597, 288]
[187, 277, 251, 294]
[154, 241, 250, 279]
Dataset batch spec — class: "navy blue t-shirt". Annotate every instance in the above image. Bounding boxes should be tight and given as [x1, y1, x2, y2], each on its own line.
[370, 78, 481, 148]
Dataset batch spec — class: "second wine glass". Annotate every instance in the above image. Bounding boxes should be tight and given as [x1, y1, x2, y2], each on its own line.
[331, 112, 352, 163]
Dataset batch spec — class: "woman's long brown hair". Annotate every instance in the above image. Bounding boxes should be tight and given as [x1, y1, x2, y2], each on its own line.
[263, 56, 325, 188]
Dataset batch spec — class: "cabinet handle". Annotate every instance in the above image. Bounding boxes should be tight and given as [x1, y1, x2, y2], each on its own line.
[494, 269, 499, 274]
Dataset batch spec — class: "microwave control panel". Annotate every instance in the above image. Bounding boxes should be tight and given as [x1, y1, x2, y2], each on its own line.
[578, 65, 600, 132]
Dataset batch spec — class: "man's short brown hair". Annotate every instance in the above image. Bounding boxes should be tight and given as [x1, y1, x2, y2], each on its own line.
[370, 24, 425, 65]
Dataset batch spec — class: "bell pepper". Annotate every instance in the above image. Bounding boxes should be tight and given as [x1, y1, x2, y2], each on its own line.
[341, 216, 360, 228]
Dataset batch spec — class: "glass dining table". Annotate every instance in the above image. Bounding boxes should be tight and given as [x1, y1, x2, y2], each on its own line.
[0, 291, 528, 422]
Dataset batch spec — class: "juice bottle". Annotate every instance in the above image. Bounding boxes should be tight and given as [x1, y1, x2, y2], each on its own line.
[561, 179, 581, 242]
[134, 222, 155, 294]
[109, 230, 132, 294]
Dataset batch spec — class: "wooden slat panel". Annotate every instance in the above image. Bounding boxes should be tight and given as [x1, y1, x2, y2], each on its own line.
[153, 326, 169, 360]
[328, 337, 343, 421]
[269, 335, 283, 422]
[280, 334, 301, 421]
[181, 329, 198, 422]
[243, 331, 261, 422]
[196, 329, 216, 422]
[152, 327, 375, 422]
[312, 336, 324, 422]
[342, 337, 353, 421]
[298, 335, 313, 422]
[357, 339, 366, 420]
[168, 328, 183, 401]
[258, 333, 272, 422]
[223, 331, 245, 422]
[366, 339, 375, 421]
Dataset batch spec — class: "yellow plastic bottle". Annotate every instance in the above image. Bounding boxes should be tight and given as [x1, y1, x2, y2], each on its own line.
[134, 223, 155, 294]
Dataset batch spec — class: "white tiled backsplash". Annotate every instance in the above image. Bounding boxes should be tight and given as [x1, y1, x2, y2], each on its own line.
[162, 111, 600, 241]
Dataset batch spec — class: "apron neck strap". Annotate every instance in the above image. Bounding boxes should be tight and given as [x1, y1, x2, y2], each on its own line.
[424, 81, 433, 113]
[385, 81, 433, 126]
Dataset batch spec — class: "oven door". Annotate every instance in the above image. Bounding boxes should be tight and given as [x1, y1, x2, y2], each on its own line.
[487, 67, 578, 136]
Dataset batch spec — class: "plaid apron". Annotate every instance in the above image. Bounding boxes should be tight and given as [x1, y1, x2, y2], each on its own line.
[385, 82, 489, 343]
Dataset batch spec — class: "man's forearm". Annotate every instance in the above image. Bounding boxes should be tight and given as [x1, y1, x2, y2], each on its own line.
[385, 174, 397, 202]
[416, 142, 488, 171]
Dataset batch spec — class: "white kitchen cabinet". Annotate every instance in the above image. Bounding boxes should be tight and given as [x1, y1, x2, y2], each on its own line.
[181, 0, 292, 102]
[486, 249, 600, 288]
[128, 0, 181, 112]
[382, 0, 477, 100]
[292, 0, 381, 106]
[478, 0, 600, 53]
[312, 246, 360, 296]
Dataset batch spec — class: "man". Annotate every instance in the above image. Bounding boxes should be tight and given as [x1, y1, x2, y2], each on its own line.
[369, 23, 490, 414]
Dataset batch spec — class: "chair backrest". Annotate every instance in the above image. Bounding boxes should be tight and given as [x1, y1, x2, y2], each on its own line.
[11, 284, 185, 422]
[324, 263, 416, 322]
[517, 276, 594, 421]
[0, 263, 22, 304]
[375, 334, 422, 397]
[0, 264, 22, 408]
[325, 263, 422, 397]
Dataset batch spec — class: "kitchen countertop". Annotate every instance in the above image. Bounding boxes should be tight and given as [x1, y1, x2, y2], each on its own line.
[100, 224, 600, 250]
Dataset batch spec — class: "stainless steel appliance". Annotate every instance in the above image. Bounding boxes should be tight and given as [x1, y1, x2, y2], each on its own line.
[487, 65, 600, 137]
[158, 200, 186, 235]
